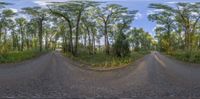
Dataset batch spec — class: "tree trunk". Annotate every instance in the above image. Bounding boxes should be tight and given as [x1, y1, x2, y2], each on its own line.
[4, 28, 7, 44]
[62, 34, 66, 52]
[11, 31, 16, 50]
[74, 11, 82, 56]
[104, 23, 109, 54]
[92, 28, 95, 54]
[20, 25, 24, 51]
[0, 27, 2, 44]
[87, 26, 92, 54]
[26, 39, 30, 50]
[45, 31, 48, 50]
[38, 19, 43, 52]
[92, 32, 95, 54]
[84, 32, 87, 48]
[67, 20, 73, 54]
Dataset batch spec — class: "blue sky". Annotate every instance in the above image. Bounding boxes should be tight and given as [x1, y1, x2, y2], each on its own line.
[1, 0, 200, 36]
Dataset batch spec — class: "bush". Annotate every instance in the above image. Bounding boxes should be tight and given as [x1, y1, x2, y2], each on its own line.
[64, 51, 149, 68]
[0, 49, 47, 63]
[168, 50, 200, 63]
[113, 32, 130, 57]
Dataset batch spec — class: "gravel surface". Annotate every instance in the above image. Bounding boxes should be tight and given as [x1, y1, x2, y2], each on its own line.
[0, 52, 200, 98]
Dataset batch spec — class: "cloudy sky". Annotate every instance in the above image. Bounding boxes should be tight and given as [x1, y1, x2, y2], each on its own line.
[1, 0, 200, 36]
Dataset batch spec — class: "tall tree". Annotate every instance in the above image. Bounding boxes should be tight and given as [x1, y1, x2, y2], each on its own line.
[0, 2, 11, 45]
[148, 4, 175, 51]
[96, 4, 130, 54]
[22, 7, 47, 51]
[16, 17, 27, 51]
[49, 1, 99, 55]
[149, 2, 200, 51]
[1, 9, 16, 44]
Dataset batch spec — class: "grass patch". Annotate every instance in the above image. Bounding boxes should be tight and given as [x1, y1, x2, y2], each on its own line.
[64, 51, 149, 68]
[0, 49, 48, 63]
[167, 50, 200, 63]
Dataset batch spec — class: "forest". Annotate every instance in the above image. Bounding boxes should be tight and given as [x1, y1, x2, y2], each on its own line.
[149, 2, 200, 63]
[0, 1, 200, 65]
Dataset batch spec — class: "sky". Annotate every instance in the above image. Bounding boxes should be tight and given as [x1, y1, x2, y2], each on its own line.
[1, 0, 200, 36]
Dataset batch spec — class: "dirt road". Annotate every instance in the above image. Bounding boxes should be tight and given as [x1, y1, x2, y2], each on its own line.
[0, 52, 200, 98]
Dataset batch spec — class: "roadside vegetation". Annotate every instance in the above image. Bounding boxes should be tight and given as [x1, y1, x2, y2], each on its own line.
[1, 0, 200, 66]
[0, 49, 48, 63]
[48, 2, 154, 68]
[167, 50, 200, 63]
[0, 2, 56, 63]
[65, 50, 149, 68]
[148, 2, 200, 63]
[0, 1, 154, 66]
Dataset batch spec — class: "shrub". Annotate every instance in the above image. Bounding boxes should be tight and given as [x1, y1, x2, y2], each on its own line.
[113, 32, 130, 57]
[0, 49, 47, 63]
[64, 51, 149, 68]
[168, 50, 200, 63]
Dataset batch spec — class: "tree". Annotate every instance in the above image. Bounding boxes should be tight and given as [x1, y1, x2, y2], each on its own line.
[128, 28, 153, 51]
[22, 7, 47, 52]
[16, 17, 27, 51]
[48, 3, 74, 54]
[148, 3, 175, 51]
[1, 9, 16, 44]
[26, 19, 38, 49]
[96, 4, 135, 55]
[0, 2, 11, 45]
[81, 6, 98, 54]
[175, 2, 200, 50]
[149, 2, 200, 52]
[49, 1, 99, 56]
[113, 32, 130, 57]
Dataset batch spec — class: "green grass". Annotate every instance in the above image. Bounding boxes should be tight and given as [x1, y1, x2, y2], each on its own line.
[64, 51, 149, 68]
[0, 50, 48, 63]
[167, 50, 200, 63]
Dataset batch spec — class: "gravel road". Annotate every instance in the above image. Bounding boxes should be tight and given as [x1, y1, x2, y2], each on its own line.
[0, 52, 200, 98]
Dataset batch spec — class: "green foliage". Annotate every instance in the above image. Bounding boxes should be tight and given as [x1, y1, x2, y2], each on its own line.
[64, 51, 149, 68]
[0, 49, 47, 63]
[128, 28, 154, 51]
[113, 33, 130, 57]
[149, 2, 200, 52]
[0, 1, 152, 64]
[168, 50, 200, 63]
[2, 9, 16, 17]
[0, 43, 11, 54]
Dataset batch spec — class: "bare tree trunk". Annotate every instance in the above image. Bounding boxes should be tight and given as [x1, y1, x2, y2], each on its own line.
[84, 32, 87, 48]
[0, 27, 2, 44]
[92, 32, 95, 54]
[74, 11, 82, 56]
[4, 28, 7, 44]
[104, 23, 109, 54]
[68, 21, 73, 53]
[45, 31, 48, 50]
[38, 19, 43, 52]
[20, 25, 24, 51]
[87, 26, 92, 54]
[92, 28, 95, 54]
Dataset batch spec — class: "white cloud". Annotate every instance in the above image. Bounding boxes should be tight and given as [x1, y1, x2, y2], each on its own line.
[146, 10, 154, 15]
[135, 12, 142, 20]
[152, 24, 164, 32]
[165, 1, 178, 4]
[146, 9, 164, 15]
[165, 1, 197, 4]
[154, 9, 164, 12]
[10, 8, 18, 13]
[33, 0, 68, 6]
[152, 26, 156, 32]
[33, 1, 48, 6]
[191, 12, 199, 16]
